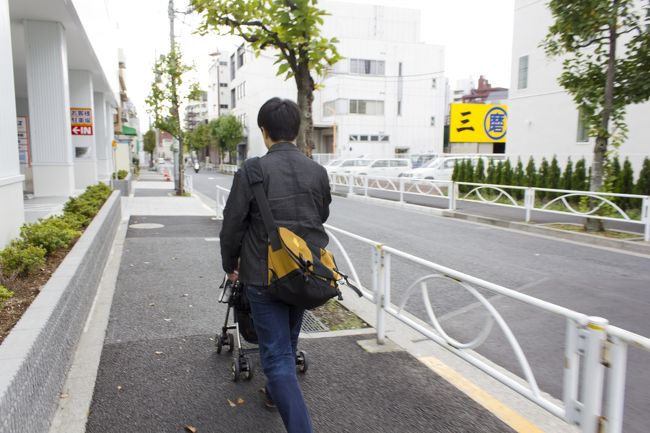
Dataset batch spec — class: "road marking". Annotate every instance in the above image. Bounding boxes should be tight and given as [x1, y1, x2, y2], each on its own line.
[204, 237, 220, 242]
[208, 177, 215, 180]
[419, 356, 546, 433]
[418, 356, 544, 433]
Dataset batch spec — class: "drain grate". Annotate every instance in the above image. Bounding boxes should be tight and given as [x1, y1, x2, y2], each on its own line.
[301, 310, 329, 333]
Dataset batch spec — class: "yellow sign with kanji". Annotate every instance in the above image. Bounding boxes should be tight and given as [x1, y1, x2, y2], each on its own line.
[450, 103, 507, 143]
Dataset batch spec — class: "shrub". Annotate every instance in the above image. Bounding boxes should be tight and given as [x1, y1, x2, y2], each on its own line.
[0, 241, 46, 277]
[513, 159, 525, 200]
[525, 157, 537, 187]
[501, 159, 513, 186]
[20, 216, 81, 255]
[573, 158, 588, 191]
[617, 158, 635, 210]
[562, 158, 574, 191]
[486, 159, 497, 184]
[548, 156, 561, 190]
[63, 182, 112, 227]
[474, 158, 486, 184]
[604, 155, 621, 193]
[0, 285, 13, 309]
[113, 169, 129, 180]
[636, 157, 650, 196]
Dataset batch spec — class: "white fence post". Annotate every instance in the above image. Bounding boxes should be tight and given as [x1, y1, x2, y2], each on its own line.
[606, 336, 628, 433]
[372, 245, 386, 345]
[399, 178, 405, 203]
[348, 174, 354, 195]
[642, 196, 650, 242]
[563, 319, 581, 424]
[364, 176, 369, 197]
[449, 182, 457, 211]
[581, 317, 608, 433]
[525, 188, 535, 223]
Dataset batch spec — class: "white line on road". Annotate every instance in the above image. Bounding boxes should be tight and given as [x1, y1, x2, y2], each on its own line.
[204, 237, 220, 242]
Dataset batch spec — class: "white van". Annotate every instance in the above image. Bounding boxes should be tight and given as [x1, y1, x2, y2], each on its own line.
[331, 158, 373, 174]
[400, 156, 489, 181]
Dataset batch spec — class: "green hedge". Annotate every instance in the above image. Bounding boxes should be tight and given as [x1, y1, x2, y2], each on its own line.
[0, 182, 112, 280]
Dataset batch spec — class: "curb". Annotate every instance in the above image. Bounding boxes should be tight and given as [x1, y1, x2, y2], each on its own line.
[0, 191, 121, 433]
[448, 211, 650, 256]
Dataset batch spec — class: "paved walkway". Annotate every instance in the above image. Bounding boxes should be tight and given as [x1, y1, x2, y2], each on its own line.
[59, 177, 523, 432]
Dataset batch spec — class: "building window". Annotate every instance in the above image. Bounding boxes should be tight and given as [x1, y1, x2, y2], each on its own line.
[220, 104, 228, 109]
[576, 109, 589, 142]
[517, 55, 529, 89]
[323, 101, 337, 117]
[231, 88, 236, 108]
[430, 116, 436, 126]
[219, 83, 228, 88]
[230, 53, 236, 80]
[348, 134, 390, 142]
[350, 59, 385, 75]
[432, 78, 437, 89]
[219, 61, 228, 66]
[397, 101, 402, 116]
[237, 45, 245, 68]
[349, 99, 384, 115]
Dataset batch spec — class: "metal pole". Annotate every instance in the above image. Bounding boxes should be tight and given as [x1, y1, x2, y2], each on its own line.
[364, 176, 368, 197]
[562, 318, 580, 424]
[642, 196, 649, 242]
[581, 316, 608, 433]
[373, 246, 385, 345]
[399, 178, 405, 203]
[449, 181, 457, 211]
[605, 336, 628, 433]
[348, 174, 354, 195]
[525, 188, 534, 223]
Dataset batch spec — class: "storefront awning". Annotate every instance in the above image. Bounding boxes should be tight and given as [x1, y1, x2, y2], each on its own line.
[122, 125, 137, 136]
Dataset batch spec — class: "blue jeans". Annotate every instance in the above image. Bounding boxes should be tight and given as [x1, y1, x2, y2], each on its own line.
[246, 285, 313, 433]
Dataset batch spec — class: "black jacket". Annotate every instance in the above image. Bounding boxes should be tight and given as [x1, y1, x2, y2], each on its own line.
[220, 143, 332, 286]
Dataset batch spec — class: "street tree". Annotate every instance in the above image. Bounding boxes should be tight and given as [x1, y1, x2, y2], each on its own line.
[143, 130, 157, 167]
[543, 0, 650, 228]
[192, 0, 342, 157]
[146, 46, 201, 195]
[212, 115, 243, 164]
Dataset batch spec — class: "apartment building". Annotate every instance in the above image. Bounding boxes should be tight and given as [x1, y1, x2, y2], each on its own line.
[227, 1, 446, 159]
[507, 0, 650, 169]
[207, 53, 231, 120]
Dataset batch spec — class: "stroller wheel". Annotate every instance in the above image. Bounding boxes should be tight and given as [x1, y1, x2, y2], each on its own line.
[227, 333, 235, 353]
[216, 334, 224, 354]
[241, 356, 254, 381]
[232, 357, 241, 382]
[296, 350, 308, 374]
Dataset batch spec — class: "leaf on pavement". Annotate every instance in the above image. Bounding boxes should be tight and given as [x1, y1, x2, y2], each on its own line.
[227, 398, 237, 407]
[184, 425, 197, 433]
[154, 351, 163, 355]
[117, 385, 123, 391]
[236, 397, 245, 405]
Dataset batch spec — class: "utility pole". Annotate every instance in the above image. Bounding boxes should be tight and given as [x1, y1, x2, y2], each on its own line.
[168, 0, 184, 195]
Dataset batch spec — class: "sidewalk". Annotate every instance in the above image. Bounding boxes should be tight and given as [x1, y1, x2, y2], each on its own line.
[49, 178, 521, 433]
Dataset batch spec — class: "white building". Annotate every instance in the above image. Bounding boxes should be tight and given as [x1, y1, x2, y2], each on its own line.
[0, 0, 119, 247]
[228, 1, 446, 159]
[507, 0, 650, 170]
[184, 91, 209, 130]
[207, 53, 231, 120]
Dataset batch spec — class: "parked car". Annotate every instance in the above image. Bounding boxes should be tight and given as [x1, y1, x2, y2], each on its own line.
[410, 154, 440, 169]
[400, 156, 489, 181]
[324, 159, 344, 173]
[331, 159, 373, 174]
[357, 158, 412, 177]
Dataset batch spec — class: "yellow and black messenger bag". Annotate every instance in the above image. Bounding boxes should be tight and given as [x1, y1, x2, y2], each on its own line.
[245, 157, 361, 309]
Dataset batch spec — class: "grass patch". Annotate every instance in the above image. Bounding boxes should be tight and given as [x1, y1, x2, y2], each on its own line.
[545, 223, 640, 240]
[311, 299, 369, 331]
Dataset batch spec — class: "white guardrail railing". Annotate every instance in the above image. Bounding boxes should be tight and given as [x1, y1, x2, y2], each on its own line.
[329, 173, 650, 242]
[215, 183, 650, 433]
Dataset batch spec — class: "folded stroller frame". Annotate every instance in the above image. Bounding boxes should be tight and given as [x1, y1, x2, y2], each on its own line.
[215, 278, 308, 382]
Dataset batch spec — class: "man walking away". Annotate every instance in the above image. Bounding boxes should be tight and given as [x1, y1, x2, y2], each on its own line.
[220, 97, 331, 433]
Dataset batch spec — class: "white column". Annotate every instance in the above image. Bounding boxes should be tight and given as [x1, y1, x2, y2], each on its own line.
[94, 93, 111, 182]
[0, 0, 25, 247]
[24, 20, 74, 197]
[69, 69, 97, 189]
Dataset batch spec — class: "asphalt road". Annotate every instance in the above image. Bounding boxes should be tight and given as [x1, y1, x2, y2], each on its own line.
[189, 171, 650, 433]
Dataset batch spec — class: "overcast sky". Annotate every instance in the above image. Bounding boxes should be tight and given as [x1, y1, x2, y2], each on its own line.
[111, 0, 515, 131]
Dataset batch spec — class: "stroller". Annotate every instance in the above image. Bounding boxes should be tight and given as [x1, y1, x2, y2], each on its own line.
[215, 277, 308, 382]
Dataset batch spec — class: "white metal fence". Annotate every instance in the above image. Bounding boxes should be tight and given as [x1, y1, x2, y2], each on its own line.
[329, 173, 650, 241]
[215, 184, 650, 433]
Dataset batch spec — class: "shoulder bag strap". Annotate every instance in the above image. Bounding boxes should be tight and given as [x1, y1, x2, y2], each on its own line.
[245, 158, 282, 251]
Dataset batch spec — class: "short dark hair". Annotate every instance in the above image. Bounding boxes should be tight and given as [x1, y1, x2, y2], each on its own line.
[257, 97, 301, 142]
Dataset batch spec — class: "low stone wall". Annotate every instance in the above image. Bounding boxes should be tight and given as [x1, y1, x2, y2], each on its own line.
[0, 191, 121, 433]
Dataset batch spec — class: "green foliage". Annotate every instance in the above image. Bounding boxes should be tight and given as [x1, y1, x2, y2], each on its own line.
[636, 157, 650, 196]
[143, 129, 156, 157]
[562, 158, 574, 191]
[0, 285, 13, 308]
[617, 158, 635, 210]
[0, 240, 46, 278]
[211, 115, 243, 162]
[486, 159, 497, 184]
[192, 0, 342, 154]
[474, 158, 486, 184]
[548, 156, 561, 190]
[464, 159, 474, 183]
[525, 157, 537, 187]
[573, 158, 588, 191]
[542, 0, 650, 192]
[451, 160, 460, 182]
[513, 159, 525, 200]
[112, 170, 128, 180]
[494, 161, 504, 185]
[185, 122, 212, 151]
[604, 155, 621, 193]
[63, 183, 113, 227]
[537, 158, 550, 200]
[501, 159, 513, 186]
[20, 217, 81, 256]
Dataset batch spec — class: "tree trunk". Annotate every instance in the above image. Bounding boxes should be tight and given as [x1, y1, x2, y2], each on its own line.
[586, 8, 617, 232]
[295, 62, 315, 158]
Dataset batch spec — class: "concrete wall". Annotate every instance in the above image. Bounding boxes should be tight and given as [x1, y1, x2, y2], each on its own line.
[0, 191, 121, 433]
